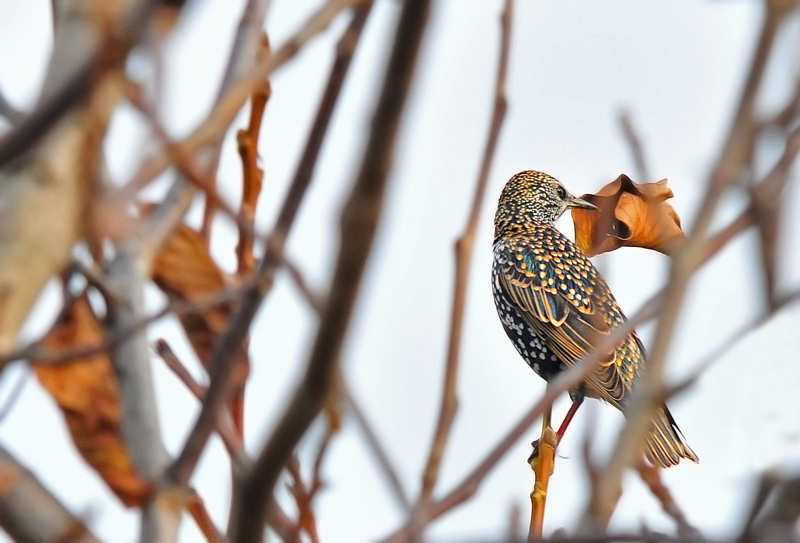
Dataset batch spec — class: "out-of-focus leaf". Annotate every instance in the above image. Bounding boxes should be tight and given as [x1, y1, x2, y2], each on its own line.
[152, 221, 234, 369]
[571, 174, 686, 257]
[33, 296, 151, 507]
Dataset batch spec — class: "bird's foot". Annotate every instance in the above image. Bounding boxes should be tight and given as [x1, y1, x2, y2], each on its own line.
[527, 440, 540, 465]
[527, 428, 561, 466]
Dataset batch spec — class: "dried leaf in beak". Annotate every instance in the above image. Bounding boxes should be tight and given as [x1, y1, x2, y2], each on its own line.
[570, 174, 686, 257]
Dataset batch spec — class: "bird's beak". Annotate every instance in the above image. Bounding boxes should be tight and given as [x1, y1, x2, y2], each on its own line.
[566, 195, 598, 211]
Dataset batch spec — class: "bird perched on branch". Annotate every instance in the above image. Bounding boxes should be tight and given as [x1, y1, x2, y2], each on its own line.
[491, 170, 697, 468]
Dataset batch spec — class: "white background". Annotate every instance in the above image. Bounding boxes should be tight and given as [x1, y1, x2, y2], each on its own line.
[1, 1, 800, 542]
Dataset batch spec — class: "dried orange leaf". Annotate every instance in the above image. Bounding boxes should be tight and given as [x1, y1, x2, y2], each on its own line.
[152, 222, 233, 368]
[33, 296, 151, 507]
[571, 174, 686, 257]
[151, 216, 250, 434]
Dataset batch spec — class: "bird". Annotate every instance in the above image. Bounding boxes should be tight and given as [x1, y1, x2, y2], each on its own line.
[491, 170, 697, 468]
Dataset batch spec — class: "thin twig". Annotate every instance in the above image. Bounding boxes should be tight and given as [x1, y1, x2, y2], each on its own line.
[618, 109, 651, 181]
[154, 339, 245, 460]
[284, 257, 325, 314]
[286, 456, 321, 543]
[6, 282, 249, 370]
[418, 0, 513, 504]
[635, 460, 698, 537]
[0, 369, 29, 422]
[119, 0, 365, 200]
[529, 426, 557, 540]
[186, 490, 227, 543]
[230, 2, 429, 542]
[340, 379, 411, 511]
[233, 34, 271, 270]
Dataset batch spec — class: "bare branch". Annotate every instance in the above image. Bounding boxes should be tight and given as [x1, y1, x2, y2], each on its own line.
[0, 92, 24, 126]
[340, 378, 411, 511]
[618, 109, 651, 181]
[0, 0, 157, 167]
[120, 0, 365, 198]
[230, 2, 430, 542]
[583, 3, 796, 530]
[418, 0, 513, 505]
[0, 444, 102, 543]
[154, 339, 245, 460]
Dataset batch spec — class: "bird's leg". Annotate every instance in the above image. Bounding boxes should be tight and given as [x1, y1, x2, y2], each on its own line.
[555, 392, 584, 441]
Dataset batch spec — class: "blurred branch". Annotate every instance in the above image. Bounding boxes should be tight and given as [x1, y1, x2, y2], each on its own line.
[232, 34, 271, 269]
[122, 0, 364, 197]
[167, 0, 374, 490]
[0, 369, 29, 421]
[230, 2, 430, 542]
[284, 257, 325, 313]
[418, 0, 512, 504]
[0, 444, 102, 543]
[635, 460, 698, 537]
[582, 2, 796, 530]
[743, 474, 800, 542]
[2, 283, 247, 369]
[0, 92, 24, 126]
[340, 378, 411, 511]
[154, 339, 245, 460]
[618, 109, 651, 181]
[186, 491, 226, 543]
[0, 0, 157, 167]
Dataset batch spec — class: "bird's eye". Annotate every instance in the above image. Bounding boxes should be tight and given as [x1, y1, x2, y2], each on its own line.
[556, 186, 567, 199]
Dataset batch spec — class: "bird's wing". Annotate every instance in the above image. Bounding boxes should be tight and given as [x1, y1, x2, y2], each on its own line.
[496, 242, 626, 405]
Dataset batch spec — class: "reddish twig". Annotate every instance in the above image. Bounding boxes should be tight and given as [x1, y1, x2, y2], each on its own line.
[125, 82, 247, 234]
[635, 460, 698, 537]
[186, 490, 227, 543]
[231, 33, 271, 269]
[120, 0, 364, 202]
[418, 0, 513, 504]
[286, 456, 321, 543]
[154, 339, 245, 460]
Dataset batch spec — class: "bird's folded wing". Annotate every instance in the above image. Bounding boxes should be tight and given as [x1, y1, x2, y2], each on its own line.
[499, 252, 626, 405]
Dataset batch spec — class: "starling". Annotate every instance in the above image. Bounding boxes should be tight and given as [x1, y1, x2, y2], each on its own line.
[492, 170, 697, 468]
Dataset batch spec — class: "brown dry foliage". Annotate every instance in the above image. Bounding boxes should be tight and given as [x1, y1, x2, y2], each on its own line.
[33, 295, 152, 507]
[151, 220, 234, 369]
[571, 174, 686, 257]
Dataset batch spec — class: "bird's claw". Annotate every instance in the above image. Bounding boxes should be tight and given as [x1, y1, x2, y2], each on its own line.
[527, 439, 540, 465]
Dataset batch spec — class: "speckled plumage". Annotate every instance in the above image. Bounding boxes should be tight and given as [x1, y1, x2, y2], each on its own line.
[492, 171, 697, 468]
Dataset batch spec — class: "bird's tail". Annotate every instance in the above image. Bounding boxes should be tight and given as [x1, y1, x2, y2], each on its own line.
[644, 405, 699, 468]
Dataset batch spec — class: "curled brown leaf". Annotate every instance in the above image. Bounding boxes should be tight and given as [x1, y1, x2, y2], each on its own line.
[571, 174, 686, 257]
[33, 295, 152, 507]
[151, 218, 234, 369]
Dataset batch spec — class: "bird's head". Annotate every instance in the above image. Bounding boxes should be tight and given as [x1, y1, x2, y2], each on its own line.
[494, 170, 596, 239]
